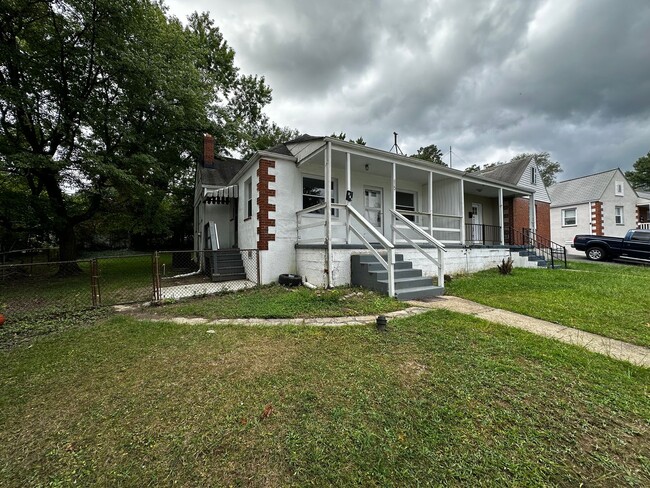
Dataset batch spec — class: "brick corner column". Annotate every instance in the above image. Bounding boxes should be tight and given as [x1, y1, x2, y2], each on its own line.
[591, 201, 604, 235]
[256, 159, 276, 250]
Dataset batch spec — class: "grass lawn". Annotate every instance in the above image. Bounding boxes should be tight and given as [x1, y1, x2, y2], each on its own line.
[446, 261, 650, 348]
[151, 284, 407, 319]
[1, 312, 648, 486]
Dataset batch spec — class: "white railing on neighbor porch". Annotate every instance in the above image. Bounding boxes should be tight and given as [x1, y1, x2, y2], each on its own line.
[639, 223, 650, 230]
[390, 209, 446, 287]
[297, 202, 395, 296]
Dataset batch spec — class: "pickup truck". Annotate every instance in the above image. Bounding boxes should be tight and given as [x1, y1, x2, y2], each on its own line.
[573, 229, 650, 261]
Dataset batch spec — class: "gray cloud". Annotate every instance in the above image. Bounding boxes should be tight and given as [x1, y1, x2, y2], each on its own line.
[168, 0, 650, 179]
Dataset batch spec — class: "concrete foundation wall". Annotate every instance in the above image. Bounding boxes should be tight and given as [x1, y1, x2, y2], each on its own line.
[293, 247, 540, 288]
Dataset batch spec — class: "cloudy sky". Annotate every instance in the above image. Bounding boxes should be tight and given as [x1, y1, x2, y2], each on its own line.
[168, 0, 650, 180]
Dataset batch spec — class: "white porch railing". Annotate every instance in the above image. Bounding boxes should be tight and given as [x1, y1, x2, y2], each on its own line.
[392, 210, 462, 244]
[390, 209, 446, 287]
[639, 222, 650, 230]
[297, 202, 395, 296]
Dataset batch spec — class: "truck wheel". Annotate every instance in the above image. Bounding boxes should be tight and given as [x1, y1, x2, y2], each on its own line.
[586, 247, 606, 261]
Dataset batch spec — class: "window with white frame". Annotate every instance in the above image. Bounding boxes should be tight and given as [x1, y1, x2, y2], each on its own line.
[562, 207, 577, 226]
[396, 190, 417, 222]
[244, 177, 252, 219]
[615, 181, 624, 196]
[531, 167, 537, 185]
[615, 206, 624, 225]
[302, 176, 338, 215]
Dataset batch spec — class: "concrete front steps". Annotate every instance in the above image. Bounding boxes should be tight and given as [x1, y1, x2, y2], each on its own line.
[207, 249, 247, 282]
[351, 254, 444, 301]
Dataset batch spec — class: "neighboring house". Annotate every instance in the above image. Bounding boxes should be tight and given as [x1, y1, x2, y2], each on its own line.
[477, 156, 552, 241]
[195, 134, 546, 298]
[637, 190, 650, 229]
[547, 169, 641, 252]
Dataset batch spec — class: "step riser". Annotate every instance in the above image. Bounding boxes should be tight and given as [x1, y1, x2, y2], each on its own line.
[370, 269, 422, 280]
[366, 261, 413, 271]
[396, 287, 445, 300]
[378, 278, 435, 290]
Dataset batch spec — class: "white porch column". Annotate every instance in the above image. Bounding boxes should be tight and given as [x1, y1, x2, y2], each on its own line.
[325, 142, 332, 288]
[428, 172, 433, 235]
[391, 162, 396, 242]
[528, 193, 535, 232]
[460, 179, 466, 245]
[498, 188, 504, 245]
[345, 152, 351, 244]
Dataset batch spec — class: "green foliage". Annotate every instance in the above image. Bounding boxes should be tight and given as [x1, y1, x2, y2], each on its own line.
[625, 151, 650, 191]
[447, 262, 650, 347]
[411, 144, 447, 166]
[155, 285, 405, 319]
[329, 132, 367, 146]
[0, 312, 648, 485]
[464, 163, 482, 173]
[0, 1, 272, 258]
[496, 257, 514, 274]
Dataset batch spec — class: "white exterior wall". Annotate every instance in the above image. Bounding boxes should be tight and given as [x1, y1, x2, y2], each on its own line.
[236, 164, 258, 249]
[550, 202, 590, 254]
[517, 161, 551, 203]
[296, 247, 540, 288]
[600, 172, 638, 236]
[259, 158, 301, 283]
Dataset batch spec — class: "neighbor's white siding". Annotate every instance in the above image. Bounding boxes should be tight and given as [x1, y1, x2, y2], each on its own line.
[517, 161, 551, 203]
[550, 202, 590, 254]
[600, 170, 637, 236]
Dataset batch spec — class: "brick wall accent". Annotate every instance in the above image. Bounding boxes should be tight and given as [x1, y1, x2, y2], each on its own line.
[591, 201, 603, 235]
[511, 197, 532, 234]
[256, 159, 276, 250]
[535, 202, 551, 240]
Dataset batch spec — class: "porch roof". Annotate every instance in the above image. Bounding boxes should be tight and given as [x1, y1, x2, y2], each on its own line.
[288, 136, 535, 197]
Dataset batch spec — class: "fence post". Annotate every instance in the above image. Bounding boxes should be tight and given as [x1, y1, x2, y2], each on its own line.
[256, 249, 261, 285]
[152, 252, 161, 302]
[90, 258, 100, 307]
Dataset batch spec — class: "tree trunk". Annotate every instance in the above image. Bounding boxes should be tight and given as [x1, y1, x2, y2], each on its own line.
[56, 223, 82, 276]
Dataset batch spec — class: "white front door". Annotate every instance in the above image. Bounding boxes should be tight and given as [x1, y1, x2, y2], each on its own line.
[364, 187, 383, 234]
[471, 202, 483, 243]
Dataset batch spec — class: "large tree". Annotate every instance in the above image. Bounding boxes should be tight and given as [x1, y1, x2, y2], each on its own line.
[411, 144, 447, 166]
[625, 151, 650, 191]
[0, 0, 271, 266]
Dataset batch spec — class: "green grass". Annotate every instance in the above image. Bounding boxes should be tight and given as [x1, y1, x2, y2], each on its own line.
[1, 312, 648, 486]
[151, 284, 406, 319]
[446, 261, 650, 348]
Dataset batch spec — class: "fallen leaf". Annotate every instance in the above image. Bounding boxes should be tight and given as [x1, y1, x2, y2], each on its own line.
[260, 403, 273, 420]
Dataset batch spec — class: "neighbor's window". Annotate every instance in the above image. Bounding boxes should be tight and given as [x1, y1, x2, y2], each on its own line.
[396, 190, 417, 222]
[615, 181, 624, 196]
[244, 177, 252, 219]
[302, 176, 338, 215]
[562, 208, 576, 226]
[615, 206, 624, 225]
[531, 167, 537, 185]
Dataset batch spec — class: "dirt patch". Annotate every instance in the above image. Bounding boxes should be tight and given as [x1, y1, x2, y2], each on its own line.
[398, 360, 428, 387]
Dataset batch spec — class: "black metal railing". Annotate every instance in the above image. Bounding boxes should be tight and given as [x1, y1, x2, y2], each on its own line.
[464, 223, 503, 246]
[523, 229, 567, 269]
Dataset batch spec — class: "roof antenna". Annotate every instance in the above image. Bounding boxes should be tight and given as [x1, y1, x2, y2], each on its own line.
[389, 131, 405, 156]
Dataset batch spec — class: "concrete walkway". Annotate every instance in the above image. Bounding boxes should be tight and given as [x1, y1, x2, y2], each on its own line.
[410, 296, 650, 368]
[129, 296, 650, 368]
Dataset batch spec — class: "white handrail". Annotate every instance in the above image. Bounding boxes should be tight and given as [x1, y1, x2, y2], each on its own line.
[390, 209, 446, 288]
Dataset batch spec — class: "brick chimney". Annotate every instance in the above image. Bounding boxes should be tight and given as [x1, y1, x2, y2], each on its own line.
[203, 134, 215, 167]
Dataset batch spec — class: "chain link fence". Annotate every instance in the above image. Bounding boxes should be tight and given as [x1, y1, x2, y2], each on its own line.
[0, 249, 260, 324]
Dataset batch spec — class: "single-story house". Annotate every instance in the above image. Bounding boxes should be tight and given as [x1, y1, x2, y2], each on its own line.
[548, 169, 643, 252]
[195, 134, 551, 298]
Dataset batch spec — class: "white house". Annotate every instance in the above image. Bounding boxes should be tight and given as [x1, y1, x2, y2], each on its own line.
[548, 169, 641, 253]
[195, 134, 547, 299]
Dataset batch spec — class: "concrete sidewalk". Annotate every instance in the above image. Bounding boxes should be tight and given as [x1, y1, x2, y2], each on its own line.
[411, 296, 650, 368]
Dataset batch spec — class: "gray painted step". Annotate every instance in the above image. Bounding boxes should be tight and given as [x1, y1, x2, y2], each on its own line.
[357, 254, 405, 263]
[369, 268, 422, 280]
[377, 276, 435, 290]
[395, 286, 445, 300]
[367, 261, 414, 271]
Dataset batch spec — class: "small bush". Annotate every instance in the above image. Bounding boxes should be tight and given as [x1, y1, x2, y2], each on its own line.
[497, 257, 514, 275]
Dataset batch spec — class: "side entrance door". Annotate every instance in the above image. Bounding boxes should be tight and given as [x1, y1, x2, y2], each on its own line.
[471, 202, 483, 244]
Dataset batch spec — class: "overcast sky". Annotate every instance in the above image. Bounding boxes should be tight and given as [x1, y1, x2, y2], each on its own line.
[168, 0, 650, 180]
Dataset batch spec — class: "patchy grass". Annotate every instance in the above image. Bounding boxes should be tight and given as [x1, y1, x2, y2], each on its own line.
[447, 261, 650, 348]
[150, 285, 406, 319]
[0, 312, 648, 486]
